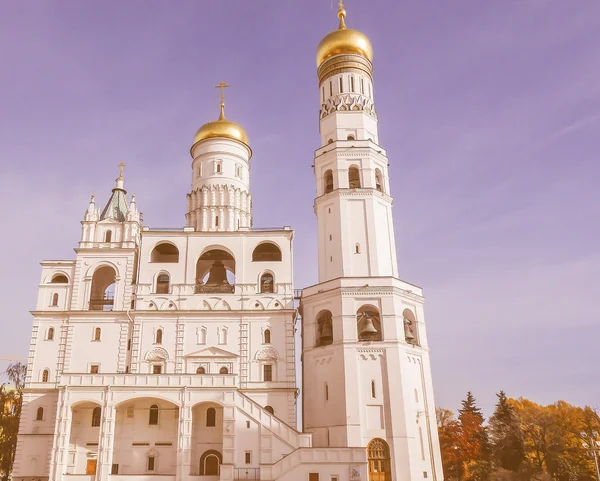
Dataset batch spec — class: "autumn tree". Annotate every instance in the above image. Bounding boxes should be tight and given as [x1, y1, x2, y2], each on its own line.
[437, 407, 463, 480]
[489, 391, 524, 472]
[458, 392, 491, 481]
[0, 362, 26, 481]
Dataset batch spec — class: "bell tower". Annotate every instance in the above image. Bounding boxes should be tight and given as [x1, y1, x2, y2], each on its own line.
[300, 3, 444, 481]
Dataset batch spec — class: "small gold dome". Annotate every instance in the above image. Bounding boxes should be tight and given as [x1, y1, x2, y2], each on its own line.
[316, 2, 373, 67]
[192, 106, 249, 148]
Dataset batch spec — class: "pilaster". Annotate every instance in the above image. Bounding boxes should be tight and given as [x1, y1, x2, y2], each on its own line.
[96, 389, 116, 481]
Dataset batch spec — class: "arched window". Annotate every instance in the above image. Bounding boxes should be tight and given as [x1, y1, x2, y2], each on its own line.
[357, 306, 382, 341]
[50, 274, 68, 283]
[218, 327, 228, 345]
[196, 366, 206, 374]
[263, 365, 273, 382]
[327, 138, 334, 144]
[51, 293, 59, 307]
[219, 367, 229, 374]
[198, 327, 207, 345]
[216, 163, 222, 173]
[94, 328, 101, 341]
[42, 369, 49, 382]
[324, 170, 334, 194]
[150, 243, 179, 263]
[316, 310, 333, 347]
[155, 329, 163, 344]
[355, 243, 360, 254]
[206, 407, 216, 427]
[155, 273, 170, 294]
[260, 273, 274, 293]
[347, 134, 355, 140]
[91, 407, 101, 427]
[264, 329, 271, 344]
[375, 168, 383, 192]
[149, 405, 159, 425]
[47, 327, 54, 341]
[265, 405, 274, 415]
[105, 231, 112, 243]
[371, 380, 376, 399]
[252, 243, 282, 262]
[215, 216, 219, 227]
[36, 407, 44, 421]
[89, 265, 116, 311]
[348, 166, 361, 188]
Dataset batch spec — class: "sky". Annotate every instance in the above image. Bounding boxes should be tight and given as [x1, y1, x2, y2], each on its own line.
[0, 0, 598, 417]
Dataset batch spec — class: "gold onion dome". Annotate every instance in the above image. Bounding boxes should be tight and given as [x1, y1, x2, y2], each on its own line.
[316, 1, 373, 67]
[192, 104, 249, 148]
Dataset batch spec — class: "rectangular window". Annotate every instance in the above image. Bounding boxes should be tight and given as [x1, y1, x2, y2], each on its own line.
[263, 364, 272, 382]
[309, 474, 319, 481]
[147, 456, 155, 471]
[331, 477, 339, 481]
[90, 365, 99, 374]
[360, 78, 365, 94]
[350, 76, 355, 92]
[153, 365, 162, 374]
[245, 452, 252, 464]
[126, 407, 134, 418]
[329, 80, 332, 96]
[322, 86, 325, 101]
[111, 464, 119, 475]
[339, 77, 343, 93]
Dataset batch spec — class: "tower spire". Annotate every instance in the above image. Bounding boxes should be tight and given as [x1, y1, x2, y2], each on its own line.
[337, 0, 347, 29]
[215, 81, 230, 120]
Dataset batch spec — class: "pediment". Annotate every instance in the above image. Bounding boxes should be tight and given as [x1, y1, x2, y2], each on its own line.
[186, 346, 239, 358]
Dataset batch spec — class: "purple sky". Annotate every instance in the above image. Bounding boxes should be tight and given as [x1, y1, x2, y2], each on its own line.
[0, 1, 598, 416]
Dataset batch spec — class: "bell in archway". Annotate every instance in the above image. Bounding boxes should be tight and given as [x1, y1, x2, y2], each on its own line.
[359, 313, 378, 337]
[205, 260, 229, 286]
[319, 318, 333, 344]
[404, 317, 416, 344]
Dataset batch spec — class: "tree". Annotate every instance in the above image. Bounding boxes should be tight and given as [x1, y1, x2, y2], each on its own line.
[489, 391, 525, 472]
[458, 392, 492, 481]
[0, 362, 26, 481]
[438, 407, 463, 480]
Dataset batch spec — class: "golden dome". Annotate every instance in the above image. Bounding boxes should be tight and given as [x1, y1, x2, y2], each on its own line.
[192, 105, 249, 148]
[316, 2, 373, 67]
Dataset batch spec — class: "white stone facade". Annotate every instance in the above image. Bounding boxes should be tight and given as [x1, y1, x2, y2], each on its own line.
[13, 7, 443, 481]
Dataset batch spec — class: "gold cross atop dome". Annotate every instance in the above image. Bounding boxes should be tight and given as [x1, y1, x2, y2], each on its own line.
[118, 162, 126, 178]
[190, 82, 250, 152]
[215, 81, 230, 120]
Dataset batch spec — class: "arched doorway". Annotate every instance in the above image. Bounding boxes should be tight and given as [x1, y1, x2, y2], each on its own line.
[199, 450, 222, 475]
[367, 438, 391, 481]
[69, 402, 102, 474]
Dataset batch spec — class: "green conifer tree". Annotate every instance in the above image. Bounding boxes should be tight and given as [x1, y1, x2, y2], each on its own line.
[489, 391, 525, 472]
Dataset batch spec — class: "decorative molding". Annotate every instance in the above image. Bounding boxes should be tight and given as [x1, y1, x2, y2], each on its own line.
[144, 347, 169, 361]
[254, 347, 279, 361]
[320, 93, 377, 120]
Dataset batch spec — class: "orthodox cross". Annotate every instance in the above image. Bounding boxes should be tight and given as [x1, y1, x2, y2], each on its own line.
[215, 81, 230, 108]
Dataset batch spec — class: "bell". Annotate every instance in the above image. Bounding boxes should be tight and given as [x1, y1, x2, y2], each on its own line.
[404, 318, 416, 344]
[320, 320, 333, 344]
[205, 260, 229, 286]
[359, 314, 378, 336]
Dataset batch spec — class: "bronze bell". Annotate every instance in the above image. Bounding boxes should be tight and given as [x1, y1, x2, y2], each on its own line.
[320, 319, 333, 344]
[359, 314, 378, 336]
[205, 260, 229, 286]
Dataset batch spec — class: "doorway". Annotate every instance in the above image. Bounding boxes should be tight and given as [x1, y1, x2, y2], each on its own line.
[86, 459, 97, 475]
[367, 438, 391, 481]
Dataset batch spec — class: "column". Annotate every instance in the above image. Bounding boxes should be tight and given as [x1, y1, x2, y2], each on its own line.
[49, 387, 72, 481]
[177, 389, 192, 481]
[97, 390, 116, 481]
